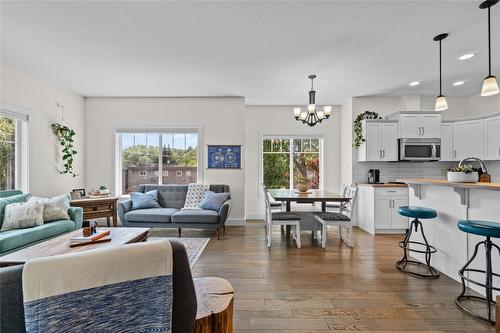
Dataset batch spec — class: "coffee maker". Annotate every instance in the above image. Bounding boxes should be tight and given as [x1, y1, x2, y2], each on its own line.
[368, 169, 380, 184]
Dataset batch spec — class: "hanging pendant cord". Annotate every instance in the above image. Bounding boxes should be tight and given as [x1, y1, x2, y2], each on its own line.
[439, 39, 442, 95]
[488, 6, 491, 76]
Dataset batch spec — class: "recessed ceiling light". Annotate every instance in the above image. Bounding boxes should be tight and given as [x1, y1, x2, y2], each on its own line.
[409, 81, 420, 86]
[453, 81, 465, 86]
[458, 52, 476, 60]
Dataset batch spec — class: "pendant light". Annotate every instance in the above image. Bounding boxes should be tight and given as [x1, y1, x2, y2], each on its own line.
[433, 33, 449, 111]
[292, 75, 332, 127]
[480, 0, 499, 96]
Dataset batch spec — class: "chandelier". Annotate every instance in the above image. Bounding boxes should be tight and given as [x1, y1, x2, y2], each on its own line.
[293, 75, 332, 127]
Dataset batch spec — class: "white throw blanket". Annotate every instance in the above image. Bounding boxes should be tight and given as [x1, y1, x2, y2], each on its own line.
[23, 240, 173, 333]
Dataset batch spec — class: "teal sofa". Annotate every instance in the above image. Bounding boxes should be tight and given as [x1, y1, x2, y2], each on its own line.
[0, 190, 83, 255]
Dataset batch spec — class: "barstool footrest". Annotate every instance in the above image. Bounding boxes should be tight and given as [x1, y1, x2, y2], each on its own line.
[398, 240, 437, 254]
[395, 259, 440, 279]
[456, 295, 496, 325]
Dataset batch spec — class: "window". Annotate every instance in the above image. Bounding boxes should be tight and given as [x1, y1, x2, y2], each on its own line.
[119, 130, 199, 194]
[0, 108, 28, 191]
[262, 137, 321, 189]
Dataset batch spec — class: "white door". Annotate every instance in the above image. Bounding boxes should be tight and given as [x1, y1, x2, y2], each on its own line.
[374, 197, 392, 229]
[365, 123, 382, 161]
[454, 120, 484, 160]
[484, 116, 500, 160]
[420, 114, 441, 138]
[440, 123, 454, 161]
[391, 197, 410, 229]
[400, 114, 420, 138]
[381, 123, 398, 161]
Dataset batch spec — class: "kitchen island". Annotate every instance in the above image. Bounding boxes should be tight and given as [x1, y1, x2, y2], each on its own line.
[398, 178, 500, 297]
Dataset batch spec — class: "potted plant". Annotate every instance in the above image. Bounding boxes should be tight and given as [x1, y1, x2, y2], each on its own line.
[296, 174, 309, 193]
[445, 164, 478, 183]
[99, 185, 110, 195]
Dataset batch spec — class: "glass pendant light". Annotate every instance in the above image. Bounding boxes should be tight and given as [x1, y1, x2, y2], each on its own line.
[292, 75, 332, 126]
[480, 0, 499, 96]
[433, 33, 449, 111]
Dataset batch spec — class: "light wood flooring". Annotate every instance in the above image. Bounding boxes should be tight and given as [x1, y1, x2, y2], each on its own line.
[153, 221, 495, 332]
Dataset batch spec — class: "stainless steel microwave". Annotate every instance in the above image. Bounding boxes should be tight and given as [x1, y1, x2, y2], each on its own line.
[399, 138, 441, 161]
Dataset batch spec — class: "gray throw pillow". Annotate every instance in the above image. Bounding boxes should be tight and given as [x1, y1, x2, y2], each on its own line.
[199, 191, 230, 211]
[130, 190, 161, 210]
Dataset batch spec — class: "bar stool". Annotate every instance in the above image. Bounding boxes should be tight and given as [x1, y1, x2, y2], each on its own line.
[456, 220, 500, 325]
[395, 206, 439, 278]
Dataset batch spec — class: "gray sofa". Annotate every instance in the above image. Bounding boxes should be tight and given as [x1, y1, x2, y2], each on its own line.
[0, 241, 197, 333]
[118, 184, 231, 239]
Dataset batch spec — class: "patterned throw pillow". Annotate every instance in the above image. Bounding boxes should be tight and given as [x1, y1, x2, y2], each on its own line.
[1, 201, 44, 231]
[0, 193, 31, 228]
[130, 190, 161, 210]
[29, 194, 71, 222]
[183, 184, 209, 210]
[199, 191, 230, 211]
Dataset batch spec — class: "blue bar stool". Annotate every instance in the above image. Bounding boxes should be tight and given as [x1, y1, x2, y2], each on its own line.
[395, 206, 439, 278]
[456, 220, 500, 325]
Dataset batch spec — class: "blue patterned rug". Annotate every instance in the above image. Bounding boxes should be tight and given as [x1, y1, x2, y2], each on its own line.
[147, 237, 209, 268]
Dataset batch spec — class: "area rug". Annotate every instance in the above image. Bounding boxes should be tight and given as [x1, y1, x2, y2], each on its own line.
[147, 237, 209, 268]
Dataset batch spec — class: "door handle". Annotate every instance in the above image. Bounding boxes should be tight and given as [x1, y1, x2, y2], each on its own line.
[422, 127, 425, 136]
[454, 150, 457, 159]
[498, 147, 500, 156]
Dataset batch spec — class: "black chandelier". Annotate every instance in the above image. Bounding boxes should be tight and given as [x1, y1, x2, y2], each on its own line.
[293, 75, 332, 127]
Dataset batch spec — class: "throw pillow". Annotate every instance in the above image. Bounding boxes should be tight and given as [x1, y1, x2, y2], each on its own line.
[1, 201, 44, 231]
[183, 183, 209, 210]
[29, 193, 71, 222]
[0, 193, 31, 228]
[130, 190, 161, 210]
[199, 191, 230, 211]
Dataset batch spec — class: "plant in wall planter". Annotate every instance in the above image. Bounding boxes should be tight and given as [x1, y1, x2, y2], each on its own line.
[352, 111, 382, 149]
[444, 164, 478, 183]
[51, 123, 78, 177]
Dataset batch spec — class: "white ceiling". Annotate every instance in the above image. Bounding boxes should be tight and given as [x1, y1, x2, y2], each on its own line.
[1, 1, 499, 105]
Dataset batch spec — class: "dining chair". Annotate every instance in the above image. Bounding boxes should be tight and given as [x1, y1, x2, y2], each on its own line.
[262, 184, 301, 248]
[315, 186, 358, 248]
[326, 183, 349, 212]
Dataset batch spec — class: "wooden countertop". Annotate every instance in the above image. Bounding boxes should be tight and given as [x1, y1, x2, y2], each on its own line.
[398, 178, 500, 191]
[358, 183, 408, 188]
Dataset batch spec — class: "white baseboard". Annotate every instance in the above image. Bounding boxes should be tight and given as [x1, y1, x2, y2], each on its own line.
[246, 213, 264, 220]
[226, 218, 246, 226]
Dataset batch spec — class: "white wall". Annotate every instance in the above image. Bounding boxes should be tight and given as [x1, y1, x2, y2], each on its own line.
[0, 64, 85, 196]
[84, 97, 246, 225]
[340, 98, 352, 187]
[245, 105, 341, 219]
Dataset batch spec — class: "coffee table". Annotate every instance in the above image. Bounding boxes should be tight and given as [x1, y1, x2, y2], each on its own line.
[0, 227, 149, 267]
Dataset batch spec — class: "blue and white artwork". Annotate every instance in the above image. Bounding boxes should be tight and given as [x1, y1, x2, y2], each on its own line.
[207, 145, 241, 169]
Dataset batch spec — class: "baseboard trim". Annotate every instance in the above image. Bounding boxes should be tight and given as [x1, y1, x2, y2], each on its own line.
[246, 213, 264, 220]
[226, 218, 246, 226]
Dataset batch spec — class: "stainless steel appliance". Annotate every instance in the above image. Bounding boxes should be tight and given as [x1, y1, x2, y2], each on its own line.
[399, 138, 441, 161]
[368, 169, 380, 184]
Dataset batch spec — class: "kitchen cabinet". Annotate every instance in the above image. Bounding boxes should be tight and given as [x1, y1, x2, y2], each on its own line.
[440, 122, 454, 161]
[453, 120, 484, 160]
[357, 120, 398, 162]
[356, 185, 409, 235]
[399, 113, 441, 139]
[484, 115, 500, 160]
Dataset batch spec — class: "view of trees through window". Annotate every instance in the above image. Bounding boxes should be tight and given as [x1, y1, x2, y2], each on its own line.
[263, 138, 320, 189]
[121, 132, 198, 194]
[0, 117, 16, 190]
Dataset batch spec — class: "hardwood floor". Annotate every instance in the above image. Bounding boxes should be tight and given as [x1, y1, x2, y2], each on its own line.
[156, 221, 495, 332]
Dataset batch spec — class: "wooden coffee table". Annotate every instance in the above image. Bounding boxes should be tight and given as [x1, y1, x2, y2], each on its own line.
[0, 227, 149, 267]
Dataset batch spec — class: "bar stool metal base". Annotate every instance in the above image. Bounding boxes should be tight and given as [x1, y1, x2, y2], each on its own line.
[395, 218, 440, 279]
[455, 237, 499, 325]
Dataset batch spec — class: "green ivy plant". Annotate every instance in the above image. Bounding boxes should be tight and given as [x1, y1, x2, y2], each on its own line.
[51, 123, 78, 177]
[352, 111, 382, 149]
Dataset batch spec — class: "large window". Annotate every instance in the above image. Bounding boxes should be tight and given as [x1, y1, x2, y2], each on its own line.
[119, 130, 199, 194]
[262, 137, 321, 189]
[0, 110, 28, 191]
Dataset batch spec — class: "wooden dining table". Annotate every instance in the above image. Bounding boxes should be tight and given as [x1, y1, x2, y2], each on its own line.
[267, 189, 350, 212]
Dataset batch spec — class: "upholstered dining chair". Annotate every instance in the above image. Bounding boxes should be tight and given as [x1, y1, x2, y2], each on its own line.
[315, 186, 358, 248]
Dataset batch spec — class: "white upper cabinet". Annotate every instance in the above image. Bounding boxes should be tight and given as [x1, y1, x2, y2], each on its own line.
[399, 113, 441, 138]
[440, 123, 454, 161]
[357, 120, 398, 162]
[484, 116, 500, 160]
[453, 120, 484, 161]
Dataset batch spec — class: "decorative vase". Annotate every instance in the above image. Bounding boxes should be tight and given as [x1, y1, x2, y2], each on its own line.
[447, 171, 478, 183]
[99, 188, 110, 195]
[297, 184, 309, 193]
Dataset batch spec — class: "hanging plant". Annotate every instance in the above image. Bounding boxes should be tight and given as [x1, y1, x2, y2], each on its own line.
[352, 111, 382, 149]
[51, 123, 78, 177]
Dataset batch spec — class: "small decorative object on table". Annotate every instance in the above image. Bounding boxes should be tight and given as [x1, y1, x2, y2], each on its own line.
[69, 229, 111, 248]
[296, 174, 309, 193]
[99, 185, 110, 195]
[71, 188, 86, 199]
[445, 164, 479, 183]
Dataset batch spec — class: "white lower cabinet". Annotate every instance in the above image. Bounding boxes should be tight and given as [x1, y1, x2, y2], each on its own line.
[356, 186, 409, 235]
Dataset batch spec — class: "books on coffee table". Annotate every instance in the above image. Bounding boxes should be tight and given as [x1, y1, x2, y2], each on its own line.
[70, 230, 111, 243]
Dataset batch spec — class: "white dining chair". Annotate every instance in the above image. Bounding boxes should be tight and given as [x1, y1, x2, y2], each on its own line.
[326, 183, 349, 212]
[315, 186, 358, 248]
[262, 184, 301, 248]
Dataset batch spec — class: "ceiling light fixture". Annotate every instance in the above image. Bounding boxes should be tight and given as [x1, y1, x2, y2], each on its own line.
[293, 75, 331, 127]
[433, 33, 449, 111]
[458, 53, 476, 60]
[480, 0, 499, 96]
[453, 81, 465, 86]
[409, 81, 420, 86]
